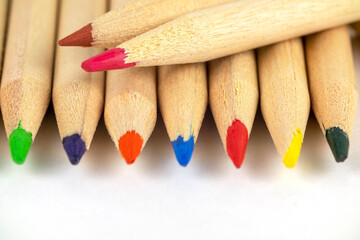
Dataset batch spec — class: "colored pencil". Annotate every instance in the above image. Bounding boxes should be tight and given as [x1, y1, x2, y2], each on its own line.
[209, 51, 258, 168]
[258, 39, 310, 168]
[58, 0, 236, 48]
[102, 0, 157, 165]
[305, 26, 358, 162]
[104, 67, 157, 164]
[158, 63, 207, 167]
[53, 0, 106, 165]
[0, 0, 8, 76]
[0, 0, 57, 164]
[352, 22, 360, 35]
[81, 0, 360, 72]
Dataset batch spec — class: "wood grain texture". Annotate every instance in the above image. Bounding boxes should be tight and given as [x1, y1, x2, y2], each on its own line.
[0, 0, 8, 77]
[209, 51, 258, 151]
[104, 67, 157, 152]
[158, 63, 207, 142]
[305, 26, 358, 136]
[118, 0, 360, 67]
[258, 39, 310, 156]
[90, 0, 236, 47]
[53, 0, 105, 148]
[0, 0, 57, 138]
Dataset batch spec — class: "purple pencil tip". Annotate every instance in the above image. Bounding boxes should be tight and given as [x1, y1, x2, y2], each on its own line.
[62, 134, 86, 165]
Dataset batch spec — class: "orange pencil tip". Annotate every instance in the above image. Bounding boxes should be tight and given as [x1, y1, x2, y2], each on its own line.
[118, 131, 143, 164]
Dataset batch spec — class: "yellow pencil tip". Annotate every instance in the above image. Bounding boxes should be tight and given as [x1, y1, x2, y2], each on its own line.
[283, 128, 303, 168]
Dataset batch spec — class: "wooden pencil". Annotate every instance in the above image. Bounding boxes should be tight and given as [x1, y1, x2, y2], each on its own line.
[158, 63, 207, 167]
[102, 0, 157, 165]
[351, 22, 360, 35]
[305, 26, 358, 162]
[0, 0, 8, 76]
[0, 0, 57, 164]
[258, 39, 310, 168]
[209, 51, 258, 168]
[81, 0, 360, 72]
[104, 67, 157, 164]
[58, 0, 236, 48]
[53, 0, 105, 165]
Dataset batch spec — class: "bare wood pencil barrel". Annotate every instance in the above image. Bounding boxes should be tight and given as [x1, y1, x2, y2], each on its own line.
[209, 51, 258, 168]
[82, 0, 360, 71]
[305, 26, 358, 162]
[1, 0, 57, 164]
[59, 0, 237, 48]
[104, 67, 157, 164]
[158, 63, 208, 166]
[258, 39, 310, 168]
[103, 0, 157, 165]
[53, 0, 106, 164]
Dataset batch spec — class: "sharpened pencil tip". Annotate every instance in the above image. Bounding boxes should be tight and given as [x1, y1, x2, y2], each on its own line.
[81, 48, 136, 72]
[171, 135, 194, 167]
[9, 125, 32, 165]
[62, 134, 87, 165]
[283, 128, 303, 168]
[326, 127, 349, 162]
[58, 23, 93, 47]
[118, 130, 143, 164]
[226, 119, 248, 168]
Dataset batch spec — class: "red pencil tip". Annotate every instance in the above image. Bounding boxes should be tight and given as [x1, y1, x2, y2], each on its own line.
[118, 130, 143, 165]
[81, 48, 136, 72]
[226, 119, 248, 168]
[58, 23, 93, 47]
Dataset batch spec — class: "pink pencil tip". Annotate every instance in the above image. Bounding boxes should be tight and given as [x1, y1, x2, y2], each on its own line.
[81, 48, 136, 72]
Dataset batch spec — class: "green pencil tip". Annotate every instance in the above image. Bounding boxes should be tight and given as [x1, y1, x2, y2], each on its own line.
[9, 126, 32, 165]
[325, 127, 349, 163]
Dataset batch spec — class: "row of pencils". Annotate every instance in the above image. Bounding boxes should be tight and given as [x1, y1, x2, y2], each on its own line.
[0, 0, 359, 168]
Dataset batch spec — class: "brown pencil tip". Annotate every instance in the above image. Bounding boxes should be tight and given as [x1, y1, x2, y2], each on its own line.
[58, 23, 93, 47]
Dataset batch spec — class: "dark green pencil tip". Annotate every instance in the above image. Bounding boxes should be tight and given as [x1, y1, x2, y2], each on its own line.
[9, 126, 32, 165]
[325, 127, 349, 163]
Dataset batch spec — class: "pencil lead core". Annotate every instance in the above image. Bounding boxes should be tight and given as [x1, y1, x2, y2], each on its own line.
[9, 125, 32, 165]
[171, 135, 194, 167]
[326, 127, 349, 162]
[81, 48, 136, 72]
[62, 134, 87, 165]
[283, 128, 303, 168]
[58, 23, 93, 47]
[118, 130, 143, 165]
[226, 119, 248, 168]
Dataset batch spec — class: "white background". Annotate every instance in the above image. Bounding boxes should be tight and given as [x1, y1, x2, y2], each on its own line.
[0, 35, 360, 240]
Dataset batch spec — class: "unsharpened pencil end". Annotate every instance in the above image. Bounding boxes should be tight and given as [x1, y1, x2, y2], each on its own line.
[226, 119, 248, 168]
[62, 134, 87, 165]
[118, 130, 143, 165]
[58, 23, 93, 47]
[326, 127, 349, 162]
[283, 128, 303, 168]
[171, 135, 194, 167]
[9, 126, 32, 165]
[81, 48, 136, 72]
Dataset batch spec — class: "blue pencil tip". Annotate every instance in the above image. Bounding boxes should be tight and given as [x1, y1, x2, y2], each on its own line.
[171, 136, 195, 167]
[62, 134, 86, 165]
